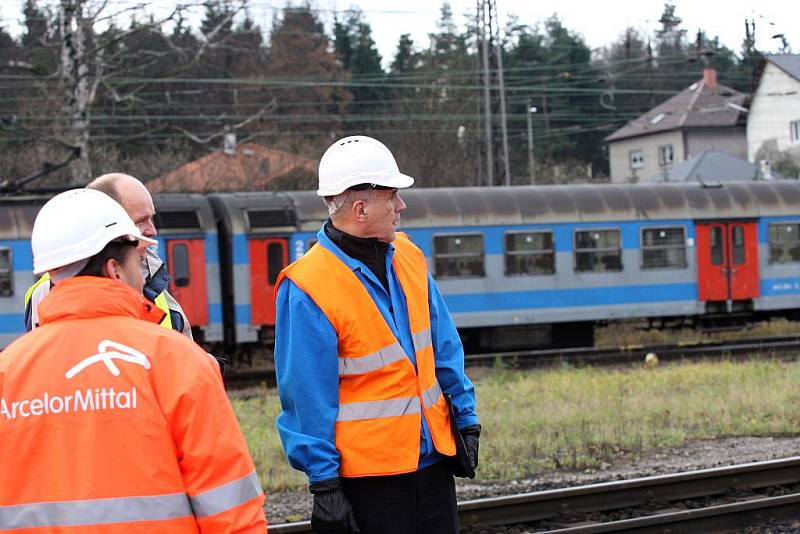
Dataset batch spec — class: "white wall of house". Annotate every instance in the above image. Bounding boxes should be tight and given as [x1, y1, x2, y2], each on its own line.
[747, 62, 800, 161]
[608, 130, 684, 182]
[685, 128, 747, 159]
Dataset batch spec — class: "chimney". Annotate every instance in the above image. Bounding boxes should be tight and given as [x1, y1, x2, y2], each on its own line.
[223, 132, 236, 155]
[759, 159, 773, 181]
[703, 68, 717, 89]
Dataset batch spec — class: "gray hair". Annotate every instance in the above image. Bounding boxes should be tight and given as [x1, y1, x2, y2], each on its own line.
[323, 188, 374, 218]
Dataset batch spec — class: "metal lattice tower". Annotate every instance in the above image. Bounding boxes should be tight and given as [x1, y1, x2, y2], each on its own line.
[476, 0, 510, 186]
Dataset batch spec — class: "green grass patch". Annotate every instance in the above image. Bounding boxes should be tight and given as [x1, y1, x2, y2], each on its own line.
[231, 359, 800, 492]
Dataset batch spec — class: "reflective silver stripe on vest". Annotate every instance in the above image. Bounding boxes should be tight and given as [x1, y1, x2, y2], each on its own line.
[412, 328, 432, 353]
[190, 471, 263, 518]
[421, 381, 443, 409]
[0, 492, 192, 529]
[337, 395, 421, 422]
[339, 342, 408, 376]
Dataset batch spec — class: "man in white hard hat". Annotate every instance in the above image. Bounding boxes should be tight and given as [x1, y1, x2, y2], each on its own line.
[274, 136, 480, 534]
[0, 189, 267, 532]
[24, 173, 191, 338]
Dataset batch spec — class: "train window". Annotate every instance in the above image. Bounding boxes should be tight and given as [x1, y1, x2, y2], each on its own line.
[641, 227, 686, 270]
[0, 248, 11, 296]
[155, 211, 201, 230]
[504, 231, 555, 276]
[267, 243, 284, 286]
[172, 244, 190, 287]
[710, 227, 724, 266]
[732, 227, 745, 265]
[434, 234, 485, 278]
[768, 223, 800, 264]
[574, 229, 622, 273]
[247, 208, 296, 229]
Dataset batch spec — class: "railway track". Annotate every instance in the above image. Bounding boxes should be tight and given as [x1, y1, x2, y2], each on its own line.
[225, 333, 800, 389]
[267, 456, 800, 533]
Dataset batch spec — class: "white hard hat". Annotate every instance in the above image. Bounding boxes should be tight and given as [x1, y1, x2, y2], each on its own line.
[32, 189, 157, 275]
[317, 135, 414, 196]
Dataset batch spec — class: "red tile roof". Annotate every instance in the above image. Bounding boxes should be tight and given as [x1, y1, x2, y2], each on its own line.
[148, 143, 317, 192]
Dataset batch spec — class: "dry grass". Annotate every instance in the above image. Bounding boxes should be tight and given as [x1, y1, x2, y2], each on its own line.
[232, 357, 800, 492]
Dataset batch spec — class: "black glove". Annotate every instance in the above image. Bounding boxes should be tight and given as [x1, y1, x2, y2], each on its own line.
[461, 424, 481, 473]
[451, 424, 481, 478]
[309, 478, 360, 534]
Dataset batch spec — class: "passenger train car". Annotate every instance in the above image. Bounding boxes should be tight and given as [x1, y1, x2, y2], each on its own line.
[1, 182, 800, 352]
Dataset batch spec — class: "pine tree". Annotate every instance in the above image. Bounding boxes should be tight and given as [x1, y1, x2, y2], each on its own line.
[333, 8, 384, 115]
[266, 6, 351, 151]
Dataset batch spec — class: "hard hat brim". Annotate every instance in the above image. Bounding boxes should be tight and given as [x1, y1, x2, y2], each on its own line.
[316, 172, 415, 196]
[132, 234, 158, 247]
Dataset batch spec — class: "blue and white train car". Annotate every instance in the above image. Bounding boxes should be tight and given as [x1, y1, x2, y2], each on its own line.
[3, 182, 799, 352]
[274, 182, 800, 349]
[0, 196, 47, 347]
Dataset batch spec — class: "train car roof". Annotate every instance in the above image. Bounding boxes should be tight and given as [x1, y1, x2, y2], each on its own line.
[282, 182, 800, 228]
[0, 195, 48, 239]
[206, 191, 297, 234]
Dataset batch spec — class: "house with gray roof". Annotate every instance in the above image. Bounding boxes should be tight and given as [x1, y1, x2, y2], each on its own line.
[605, 69, 748, 183]
[747, 54, 800, 164]
[643, 149, 783, 183]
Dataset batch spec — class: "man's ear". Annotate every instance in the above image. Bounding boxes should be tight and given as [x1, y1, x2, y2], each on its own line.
[102, 258, 123, 281]
[353, 200, 367, 220]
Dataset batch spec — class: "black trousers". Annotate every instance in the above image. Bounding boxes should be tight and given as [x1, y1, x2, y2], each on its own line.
[340, 461, 459, 534]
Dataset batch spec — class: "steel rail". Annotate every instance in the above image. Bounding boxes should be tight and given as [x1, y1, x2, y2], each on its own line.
[539, 493, 800, 533]
[227, 334, 800, 389]
[267, 457, 800, 533]
[468, 333, 800, 369]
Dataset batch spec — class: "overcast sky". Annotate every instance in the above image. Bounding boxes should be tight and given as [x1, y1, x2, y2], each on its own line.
[1, 0, 796, 68]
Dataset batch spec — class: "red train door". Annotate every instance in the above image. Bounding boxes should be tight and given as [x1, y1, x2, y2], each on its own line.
[249, 238, 289, 325]
[695, 222, 759, 302]
[166, 239, 209, 325]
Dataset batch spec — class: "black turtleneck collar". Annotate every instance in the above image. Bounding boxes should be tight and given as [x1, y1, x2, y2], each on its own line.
[325, 219, 390, 292]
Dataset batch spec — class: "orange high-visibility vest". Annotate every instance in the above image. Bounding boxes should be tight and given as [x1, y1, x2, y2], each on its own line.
[278, 232, 456, 477]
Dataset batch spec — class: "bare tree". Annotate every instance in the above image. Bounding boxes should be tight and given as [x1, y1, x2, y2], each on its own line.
[11, 0, 266, 186]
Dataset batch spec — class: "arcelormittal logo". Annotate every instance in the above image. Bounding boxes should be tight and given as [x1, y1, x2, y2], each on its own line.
[65, 340, 151, 379]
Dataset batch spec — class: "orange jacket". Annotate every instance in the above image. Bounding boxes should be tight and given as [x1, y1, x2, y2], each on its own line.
[0, 277, 266, 533]
[278, 233, 456, 477]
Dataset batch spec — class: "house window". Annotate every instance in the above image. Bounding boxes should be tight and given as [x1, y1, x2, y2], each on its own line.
[434, 233, 485, 278]
[791, 120, 800, 144]
[768, 223, 800, 264]
[505, 231, 555, 276]
[658, 144, 674, 166]
[574, 229, 622, 273]
[629, 150, 644, 170]
[0, 248, 11, 296]
[642, 227, 686, 269]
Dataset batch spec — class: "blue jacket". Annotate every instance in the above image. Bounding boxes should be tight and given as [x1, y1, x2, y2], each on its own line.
[274, 225, 479, 483]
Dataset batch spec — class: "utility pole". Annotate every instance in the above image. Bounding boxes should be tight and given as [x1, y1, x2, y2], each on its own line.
[527, 101, 536, 184]
[476, 0, 510, 186]
[490, 0, 511, 186]
[477, 0, 493, 186]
